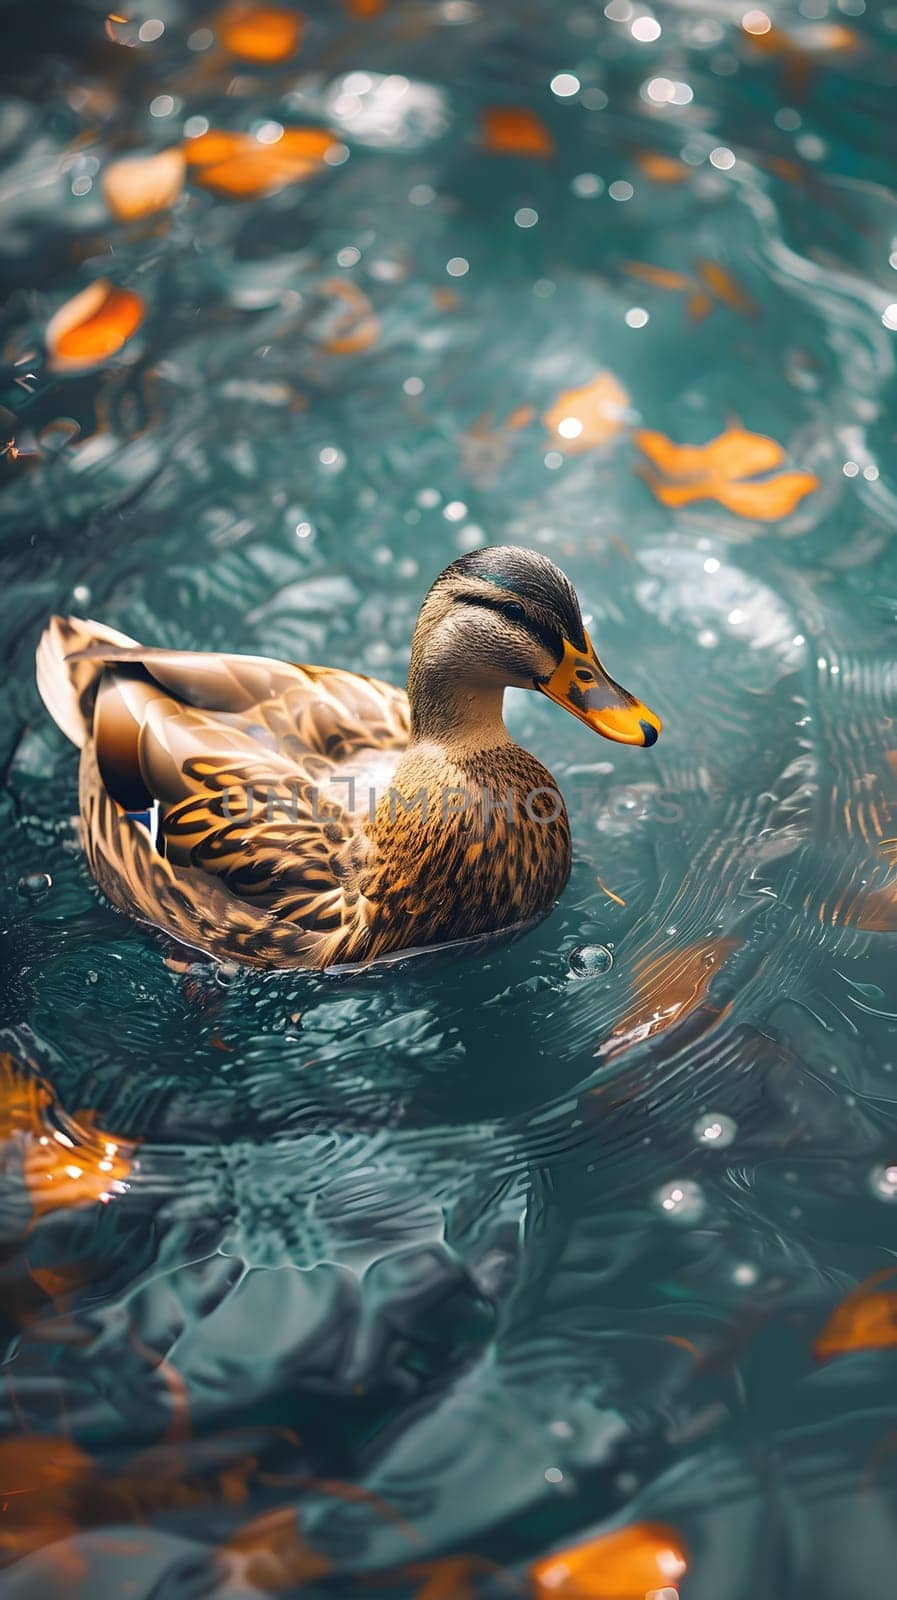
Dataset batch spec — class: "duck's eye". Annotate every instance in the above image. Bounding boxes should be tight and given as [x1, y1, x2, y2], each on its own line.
[499, 601, 526, 624]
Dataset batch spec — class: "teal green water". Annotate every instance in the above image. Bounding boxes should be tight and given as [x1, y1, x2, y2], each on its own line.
[2, 0, 897, 1594]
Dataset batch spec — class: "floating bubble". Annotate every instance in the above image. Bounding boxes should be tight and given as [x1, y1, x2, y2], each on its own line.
[693, 1112, 737, 1148]
[654, 1178, 705, 1222]
[17, 871, 52, 901]
[870, 1163, 897, 1201]
[568, 944, 614, 977]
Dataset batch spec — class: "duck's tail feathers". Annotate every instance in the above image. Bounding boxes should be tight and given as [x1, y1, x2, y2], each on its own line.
[36, 614, 139, 748]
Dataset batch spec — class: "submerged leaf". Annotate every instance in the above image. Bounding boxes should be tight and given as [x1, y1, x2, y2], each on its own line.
[185, 127, 336, 197]
[815, 1270, 897, 1360]
[531, 1522, 688, 1599]
[544, 372, 630, 453]
[481, 106, 555, 157]
[46, 280, 145, 371]
[636, 425, 818, 522]
[218, 5, 304, 61]
[102, 147, 186, 221]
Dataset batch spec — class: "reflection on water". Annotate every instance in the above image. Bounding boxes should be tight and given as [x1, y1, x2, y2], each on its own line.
[2, 0, 897, 1593]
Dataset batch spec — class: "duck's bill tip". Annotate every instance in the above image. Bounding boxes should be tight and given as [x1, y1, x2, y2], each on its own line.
[587, 702, 663, 745]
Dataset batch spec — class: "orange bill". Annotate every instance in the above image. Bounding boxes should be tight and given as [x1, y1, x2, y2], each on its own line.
[536, 632, 662, 746]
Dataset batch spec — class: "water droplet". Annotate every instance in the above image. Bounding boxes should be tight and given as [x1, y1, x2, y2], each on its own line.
[17, 871, 52, 901]
[870, 1163, 897, 1202]
[654, 1178, 705, 1223]
[568, 943, 614, 977]
[693, 1112, 737, 1148]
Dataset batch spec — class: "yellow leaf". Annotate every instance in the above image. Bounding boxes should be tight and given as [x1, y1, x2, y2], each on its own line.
[544, 372, 630, 453]
[46, 280, 145, 371]
[102, 147, 186, 221]
[318, 278, 379, 354]
[815, 1270, 897, 1360]
[185, 127, 336, 198]
[481, 106, 555, 158]
[635, 150, 689, 184]
[218, 5, 303, 61]
[636, 425, 818, 521]
[531, 1522, 688, 1599]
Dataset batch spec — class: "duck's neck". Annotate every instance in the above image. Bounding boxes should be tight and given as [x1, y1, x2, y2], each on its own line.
[407, 653, 510, 751]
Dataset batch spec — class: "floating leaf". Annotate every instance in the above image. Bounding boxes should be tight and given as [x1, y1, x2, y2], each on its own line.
[101, 146, 186, 221]
[222, 1507, 333, 1591]
[531, 1522, 688, 1599]
[0, 1053, 136, 1220]
[46, 279, 145, 372]
[317, 277, 379, 354]
[626, 261, 694, 293]
[639, 428, 784, 480]
[185, 127, 336, 197]
[481, 106, 555, 158]
[218, 4, 303, 62]
[625, 260, 755, 325]
[601, 939, 738, 1057]
[815, 1270, 897, 1360]
[696, 259, 757, 316]
[636, 425, 818, 521]
[635, 150, 689, 183]
[544, 372, 630, 453]
[0, 1435, 93, 1568]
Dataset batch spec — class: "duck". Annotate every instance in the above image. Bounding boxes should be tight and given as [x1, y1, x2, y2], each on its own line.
[36, 546, 661, 969]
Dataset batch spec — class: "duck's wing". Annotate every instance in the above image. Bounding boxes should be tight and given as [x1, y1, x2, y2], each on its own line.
[74, 639, 409, 951]
[71, 642, 410, 755]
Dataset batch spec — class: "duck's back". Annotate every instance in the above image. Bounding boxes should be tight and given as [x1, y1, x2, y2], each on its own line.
[36, 616, 410, 967]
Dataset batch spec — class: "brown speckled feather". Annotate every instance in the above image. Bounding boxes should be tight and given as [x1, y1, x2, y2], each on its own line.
[37, 606, 573, 969]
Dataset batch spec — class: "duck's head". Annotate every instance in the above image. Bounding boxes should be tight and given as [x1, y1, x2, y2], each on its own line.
[409, 545, 661, 746]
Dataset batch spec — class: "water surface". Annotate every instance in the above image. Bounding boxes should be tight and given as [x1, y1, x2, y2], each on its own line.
[2, 1, 897, 1595]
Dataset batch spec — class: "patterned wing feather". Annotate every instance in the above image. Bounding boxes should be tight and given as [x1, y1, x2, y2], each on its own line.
[83, 644, 410, 959]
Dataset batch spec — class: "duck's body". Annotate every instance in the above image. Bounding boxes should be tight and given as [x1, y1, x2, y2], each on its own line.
[36, 547, 660, 969]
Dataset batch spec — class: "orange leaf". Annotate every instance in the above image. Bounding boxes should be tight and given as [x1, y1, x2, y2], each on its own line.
[635, 425, 818, 522]
[544, 372, 630, 453]
[343, 0, 384, 13]
[696, 259, 756, 315]
[686, 290, 715, 323]
[102, 147, 186, 221]
[638, 427, 784, 480]
[222, 1507, 332, 1592]
[854, 881, 897, 931]
[626, 261, 695, 293]
[0, 1053, 136, 1221]
[218, 5, 303, 61]
[0, 1435, 93, 1568]
[602, 939, 737, 1057]
[317, 277, 379, 354]
[712, 469, 819, 521]
[46, 280, 145, 371]
[635, 150, 689, 184]
[815, 1270, 897, 1360]
[810, 21, 860, 51]
[185, 127, 336, 198]
[481, 106, 555, 158]
[531, 1522, 688, 1599]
